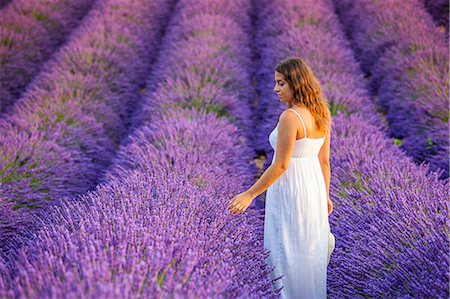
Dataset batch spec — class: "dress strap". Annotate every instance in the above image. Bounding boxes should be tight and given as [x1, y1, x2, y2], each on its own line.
[288, 109, 307, 138]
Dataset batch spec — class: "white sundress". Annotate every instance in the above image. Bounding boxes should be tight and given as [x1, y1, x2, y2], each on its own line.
[264, 108, 331, 299]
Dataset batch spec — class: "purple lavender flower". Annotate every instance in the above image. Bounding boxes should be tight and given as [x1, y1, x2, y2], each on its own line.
[0, 0, 96, 112]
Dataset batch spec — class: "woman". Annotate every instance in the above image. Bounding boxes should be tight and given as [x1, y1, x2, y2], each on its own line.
[227, 57, 334, 298]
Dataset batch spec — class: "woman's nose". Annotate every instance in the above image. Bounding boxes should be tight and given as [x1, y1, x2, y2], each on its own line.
[273, 86, 278, 93]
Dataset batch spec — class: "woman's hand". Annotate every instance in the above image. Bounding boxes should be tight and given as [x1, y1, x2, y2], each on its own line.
[227, 191, 254, 215]
[327, 197, 333, 216]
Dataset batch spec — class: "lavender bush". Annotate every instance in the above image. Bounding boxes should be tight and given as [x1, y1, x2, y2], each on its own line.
[333, 0, 449, 179]
[108, 109, 255, 191]
[253, 0, 449, 297]
[0, 0, 96, 112]
[0, 0, 172, 268]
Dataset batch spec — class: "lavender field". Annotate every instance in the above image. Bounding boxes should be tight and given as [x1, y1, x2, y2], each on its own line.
[0, 0, 448, 298]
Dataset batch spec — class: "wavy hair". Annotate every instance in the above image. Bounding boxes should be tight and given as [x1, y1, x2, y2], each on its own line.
[275, 57, 332, 133]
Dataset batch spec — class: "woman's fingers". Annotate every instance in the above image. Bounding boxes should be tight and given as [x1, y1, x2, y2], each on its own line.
[231, 204, 241, 214]
[227, 199, 235, 210]
[228, 202, 243, 215]
[327, 201, 333, 215]
[228, 197, 238, 208]
[227, 196, 246, 215]
[228, 200, 237, 214]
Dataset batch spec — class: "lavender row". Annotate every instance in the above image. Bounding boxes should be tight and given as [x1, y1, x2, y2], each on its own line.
[0, 0, 96, 112]
[132, 1, 255, 139]
[254, 0, 449, 297]
[1, 0, 280, 297]
[333, 0, 449, 179]
[0, 0, 172, 267]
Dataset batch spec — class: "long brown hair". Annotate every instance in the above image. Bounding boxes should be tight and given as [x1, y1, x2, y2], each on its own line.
[275, 57, 332, 133]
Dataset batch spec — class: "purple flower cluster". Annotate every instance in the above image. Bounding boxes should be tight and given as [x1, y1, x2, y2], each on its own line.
[333, 0, 449, 179]
[0, 0, 96, 112]
[253, 0, 449, 297]
[1, 0, 279, 297]
[107, 110, 255, 191]
[0, 0, 172, 268]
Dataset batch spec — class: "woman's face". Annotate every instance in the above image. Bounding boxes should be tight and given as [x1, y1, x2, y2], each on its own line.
[273, 71, 294, 105]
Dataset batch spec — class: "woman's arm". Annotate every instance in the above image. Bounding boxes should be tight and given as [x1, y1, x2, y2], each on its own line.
[227, 111, 298, 215]
[247, 111, 298, 197]
[247, 164, 285, 198]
